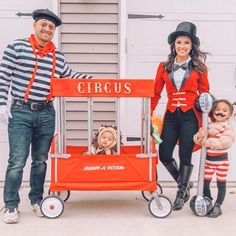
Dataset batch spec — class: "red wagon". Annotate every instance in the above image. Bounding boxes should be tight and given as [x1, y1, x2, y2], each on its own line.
[40, 78, 172, 218]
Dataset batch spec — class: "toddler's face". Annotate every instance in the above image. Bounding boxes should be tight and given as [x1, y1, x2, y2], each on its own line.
[100, 131, 114, 148]
[213, 102, 232, 122]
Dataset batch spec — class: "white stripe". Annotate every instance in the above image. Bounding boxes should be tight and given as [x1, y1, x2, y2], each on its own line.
[207, 149, 228, 154]
[205, 174, 213, 179]
[30, 88, 49, 96]
[12, 91, 25, 98]
[216, 170, 228, 175]
[216, 176, 227, 181]
[28, 94, 49, 101]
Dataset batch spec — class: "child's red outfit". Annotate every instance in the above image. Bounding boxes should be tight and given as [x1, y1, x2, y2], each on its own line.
[193, 120, 235, 217]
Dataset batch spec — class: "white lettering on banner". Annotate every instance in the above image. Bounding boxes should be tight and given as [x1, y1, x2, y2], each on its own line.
[83, 166, 101, 171]
[77, 82, 132, 94]
[94, 82, 102, 93]
[83, 166, 125, 171]
[124, 83, 131, 94]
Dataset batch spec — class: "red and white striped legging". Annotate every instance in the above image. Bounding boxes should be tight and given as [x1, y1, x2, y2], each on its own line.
[204, 159, 229, 182]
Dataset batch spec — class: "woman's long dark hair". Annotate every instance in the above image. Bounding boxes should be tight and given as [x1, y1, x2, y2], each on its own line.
[164, 39, 208, 74]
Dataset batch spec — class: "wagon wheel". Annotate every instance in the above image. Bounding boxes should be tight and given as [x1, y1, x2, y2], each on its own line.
[148, 195, 172, 218]
[141, 183, 163, 201]
[40, 195, 64, 219]
[48, 190, 71, 202]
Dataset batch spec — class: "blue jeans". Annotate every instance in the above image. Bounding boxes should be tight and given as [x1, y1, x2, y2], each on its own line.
[4, 102, 55, 208]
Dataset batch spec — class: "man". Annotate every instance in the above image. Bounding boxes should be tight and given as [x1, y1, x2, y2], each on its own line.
[0, 9, 91, 224]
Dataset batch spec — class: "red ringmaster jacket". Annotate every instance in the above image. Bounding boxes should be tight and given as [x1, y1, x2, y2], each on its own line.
[151, 62, 210, 151]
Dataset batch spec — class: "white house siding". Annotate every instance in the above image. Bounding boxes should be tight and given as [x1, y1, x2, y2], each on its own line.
[59, 0, 119, 146]
[126, 0, 236, 182]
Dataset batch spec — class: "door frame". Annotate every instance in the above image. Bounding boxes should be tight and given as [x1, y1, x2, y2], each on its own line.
[118, 0, 128, 140]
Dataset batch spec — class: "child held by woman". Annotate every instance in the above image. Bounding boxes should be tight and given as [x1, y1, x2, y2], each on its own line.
[193, 99, 235, 217]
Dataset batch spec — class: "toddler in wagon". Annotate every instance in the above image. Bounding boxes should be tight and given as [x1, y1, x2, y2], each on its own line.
[91, 124, 121, 155]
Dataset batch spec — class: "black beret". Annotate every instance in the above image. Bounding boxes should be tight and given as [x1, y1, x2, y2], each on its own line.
[32, 9, 62, 27]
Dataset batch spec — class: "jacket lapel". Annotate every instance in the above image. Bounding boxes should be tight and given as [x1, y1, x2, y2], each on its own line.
[179, 61, 194, 90]
[168, 70, 177, 88]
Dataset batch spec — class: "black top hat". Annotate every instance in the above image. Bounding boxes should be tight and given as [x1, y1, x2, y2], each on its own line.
[32, 9, 62, 27]
[168, 22, 200, 46]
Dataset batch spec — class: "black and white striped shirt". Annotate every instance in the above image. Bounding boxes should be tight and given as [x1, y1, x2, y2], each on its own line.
[0, 38, 89, 106]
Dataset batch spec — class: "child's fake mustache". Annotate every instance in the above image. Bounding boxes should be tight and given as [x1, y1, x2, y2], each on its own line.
[214, 113, 225, 117]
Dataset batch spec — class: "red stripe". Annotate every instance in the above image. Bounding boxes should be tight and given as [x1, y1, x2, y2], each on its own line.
[216, 168, 228, 172]
[216, 179, 226, 183]
[205, 166, 213, 170]
[206, 163, 219, 167]
[205, 172, 213, 175]
[207, 152, 227, 156]
[217, 173, 227, 177]
[204, 177, 212, 181]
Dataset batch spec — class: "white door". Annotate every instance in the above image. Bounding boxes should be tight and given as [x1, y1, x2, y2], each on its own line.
[126, 0, 236, 181]
[0, 0, 55, 181]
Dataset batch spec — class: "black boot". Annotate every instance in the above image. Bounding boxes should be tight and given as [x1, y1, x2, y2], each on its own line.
[173, 164, 193, 211]
[207, 203, 222, 218]
[163, 161, 193, 203]
[163, 160, 179, 182]
[184, 180, 194, 203]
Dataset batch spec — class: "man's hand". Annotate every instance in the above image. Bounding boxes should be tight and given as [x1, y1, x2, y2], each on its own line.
[0, 105, 12, 125]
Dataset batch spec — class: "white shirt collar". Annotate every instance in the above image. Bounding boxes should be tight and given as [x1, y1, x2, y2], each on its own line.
[174, 56, 191, 65]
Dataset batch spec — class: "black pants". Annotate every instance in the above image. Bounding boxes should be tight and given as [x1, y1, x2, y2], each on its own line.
[159, 108, 198, 166]
[204, 180, 226, 204]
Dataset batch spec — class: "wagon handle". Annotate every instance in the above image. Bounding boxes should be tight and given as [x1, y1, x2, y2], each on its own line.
[87, 97, 93, 154]
[56, 97, 66, 154]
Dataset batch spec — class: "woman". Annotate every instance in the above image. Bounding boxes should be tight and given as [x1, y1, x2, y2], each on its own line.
[151, 22, 210, 211]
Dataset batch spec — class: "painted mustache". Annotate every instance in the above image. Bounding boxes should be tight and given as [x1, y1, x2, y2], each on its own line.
[214, 113, 225, 117]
